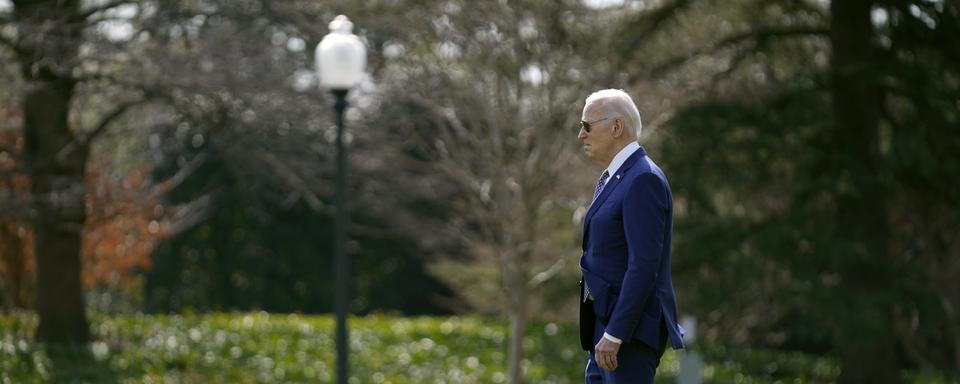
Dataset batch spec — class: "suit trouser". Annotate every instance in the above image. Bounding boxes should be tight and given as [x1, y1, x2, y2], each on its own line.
[585, 317, 667, 384]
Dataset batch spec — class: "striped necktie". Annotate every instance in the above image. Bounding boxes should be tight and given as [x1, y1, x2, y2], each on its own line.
[591, 170, 610, 205]
[584, 170, 610, 302]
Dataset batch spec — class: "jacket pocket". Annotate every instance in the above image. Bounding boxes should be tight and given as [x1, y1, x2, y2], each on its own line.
[581, 268, 618, 324]
[631, 299, 664, 348]
[592, 283, 620, 324]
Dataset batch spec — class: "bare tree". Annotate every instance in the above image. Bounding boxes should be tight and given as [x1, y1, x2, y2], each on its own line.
[372, 1, 618, 381]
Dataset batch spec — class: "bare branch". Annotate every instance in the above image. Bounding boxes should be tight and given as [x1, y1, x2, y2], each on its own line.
[53, 96, 152, 163]
[620, 0, 696, 51]
[163, 192, 217, 238]
[69, 71, 121, 84]
[256, 150, 331, 215]
[528, 252, 574, 288]
[69, 73, 175, 101]
[85, 14, 139, 25]
[707, 44, 758, 87]
[257, 0, 326, 42]
[78, 0, 138, 20]
[645, 26, 829, 78]
[0, 31, 21, 55]
[149, 152, 209, 198]
[79, 97, 151, 145]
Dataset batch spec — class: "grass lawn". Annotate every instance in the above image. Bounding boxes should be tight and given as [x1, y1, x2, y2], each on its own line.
[0, 312, 955, 383]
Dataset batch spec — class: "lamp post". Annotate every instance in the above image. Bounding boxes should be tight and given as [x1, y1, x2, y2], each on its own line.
[315, 14, 366, 384]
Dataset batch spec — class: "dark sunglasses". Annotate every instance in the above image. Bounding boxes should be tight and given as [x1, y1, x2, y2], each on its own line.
[579, 117, 615, 133]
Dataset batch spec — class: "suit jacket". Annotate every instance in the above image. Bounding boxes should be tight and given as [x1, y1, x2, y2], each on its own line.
[579, 145, 685, 351]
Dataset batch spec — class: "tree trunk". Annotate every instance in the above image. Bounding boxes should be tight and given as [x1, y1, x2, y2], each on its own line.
[835, 310, 898, 384]
[16, 0, 90, 344]
[506, 282, 527, 384]
[0, 227, 30, 308]
[955, 333, 960, 377]
[829, 0, 898, 382]
[25, 81, 90, 345]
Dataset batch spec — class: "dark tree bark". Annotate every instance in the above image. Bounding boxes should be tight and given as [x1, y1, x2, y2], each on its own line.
[829, 0, 899, 382]
[14, 0, 90, 344]
[0, 227, 30, 308]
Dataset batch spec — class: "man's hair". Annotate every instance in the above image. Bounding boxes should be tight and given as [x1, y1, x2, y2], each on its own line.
[585, 89, 643, 139]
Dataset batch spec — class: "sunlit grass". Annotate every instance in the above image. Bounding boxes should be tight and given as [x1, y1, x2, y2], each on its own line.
[0, 312, 953, 383]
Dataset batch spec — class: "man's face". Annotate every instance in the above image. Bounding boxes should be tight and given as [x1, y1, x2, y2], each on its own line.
[578, 101, 617, 165]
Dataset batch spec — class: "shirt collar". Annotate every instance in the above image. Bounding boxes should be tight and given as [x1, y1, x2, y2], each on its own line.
[604, 141, 640, 178]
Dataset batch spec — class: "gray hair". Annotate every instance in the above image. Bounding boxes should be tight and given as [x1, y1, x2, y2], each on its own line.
[585, 89, 643, 139]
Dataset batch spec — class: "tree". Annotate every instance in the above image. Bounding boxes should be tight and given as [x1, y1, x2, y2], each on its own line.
[0, 124, 207, 312]
[617, 0, 960, 379]
[0, 123, 33, 310]
[4, 0, 96, 343]
[371, 1, 619, 381]
[92, 0, 462, 315]
[827, 1, 898, 381]
[0, 0, 213, 343]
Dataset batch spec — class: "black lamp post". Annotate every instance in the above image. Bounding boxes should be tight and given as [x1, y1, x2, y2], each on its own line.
[315, 14, 366, 384]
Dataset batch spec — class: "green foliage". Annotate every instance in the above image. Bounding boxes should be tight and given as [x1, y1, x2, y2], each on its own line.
[2, 313, 952, 383]
[145, 144, 455, 315]
[621, 1, 960, 375]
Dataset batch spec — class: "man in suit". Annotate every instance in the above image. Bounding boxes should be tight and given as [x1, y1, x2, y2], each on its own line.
[577, 89, 685, 383]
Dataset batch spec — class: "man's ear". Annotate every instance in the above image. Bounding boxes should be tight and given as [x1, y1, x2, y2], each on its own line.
[612, 119, 623, 138]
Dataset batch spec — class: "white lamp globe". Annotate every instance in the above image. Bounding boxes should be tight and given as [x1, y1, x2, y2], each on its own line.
[315, 15, 367, 90]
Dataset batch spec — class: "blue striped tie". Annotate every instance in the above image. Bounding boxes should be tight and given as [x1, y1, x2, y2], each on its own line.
[592, 170, 610, 205]
[584, 170, 610, 302]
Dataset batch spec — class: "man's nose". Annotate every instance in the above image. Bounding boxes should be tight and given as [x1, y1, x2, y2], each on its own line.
[578, 128, 587, 140]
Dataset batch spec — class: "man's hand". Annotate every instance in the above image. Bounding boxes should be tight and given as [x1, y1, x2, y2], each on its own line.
[594, 337, 621, 371]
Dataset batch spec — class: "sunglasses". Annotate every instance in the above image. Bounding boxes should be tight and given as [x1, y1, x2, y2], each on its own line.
[579, 117, 615, 133]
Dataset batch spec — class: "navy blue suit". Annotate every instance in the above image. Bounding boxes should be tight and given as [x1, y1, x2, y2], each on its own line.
[580, 145, 684, 383]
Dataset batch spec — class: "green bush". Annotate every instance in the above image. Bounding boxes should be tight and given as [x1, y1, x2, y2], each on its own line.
[0, 313, 953, 383]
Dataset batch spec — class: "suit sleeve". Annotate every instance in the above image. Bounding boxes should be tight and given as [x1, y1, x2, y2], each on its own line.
[604, 172, 669, 341]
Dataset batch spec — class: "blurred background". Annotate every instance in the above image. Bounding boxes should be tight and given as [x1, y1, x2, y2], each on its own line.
[1, 0, 958, 383]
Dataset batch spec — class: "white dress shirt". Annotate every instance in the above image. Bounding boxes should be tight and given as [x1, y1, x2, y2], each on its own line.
[603, 141, 640, 187]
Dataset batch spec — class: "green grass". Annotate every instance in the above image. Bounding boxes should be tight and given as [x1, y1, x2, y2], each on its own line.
[0, 312, 954, 383]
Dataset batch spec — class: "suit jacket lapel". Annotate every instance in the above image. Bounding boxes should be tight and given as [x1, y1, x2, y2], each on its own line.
[581, 146, 647, 251]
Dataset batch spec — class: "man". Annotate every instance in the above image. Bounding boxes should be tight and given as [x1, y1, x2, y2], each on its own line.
[577, 89, 684, 383]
